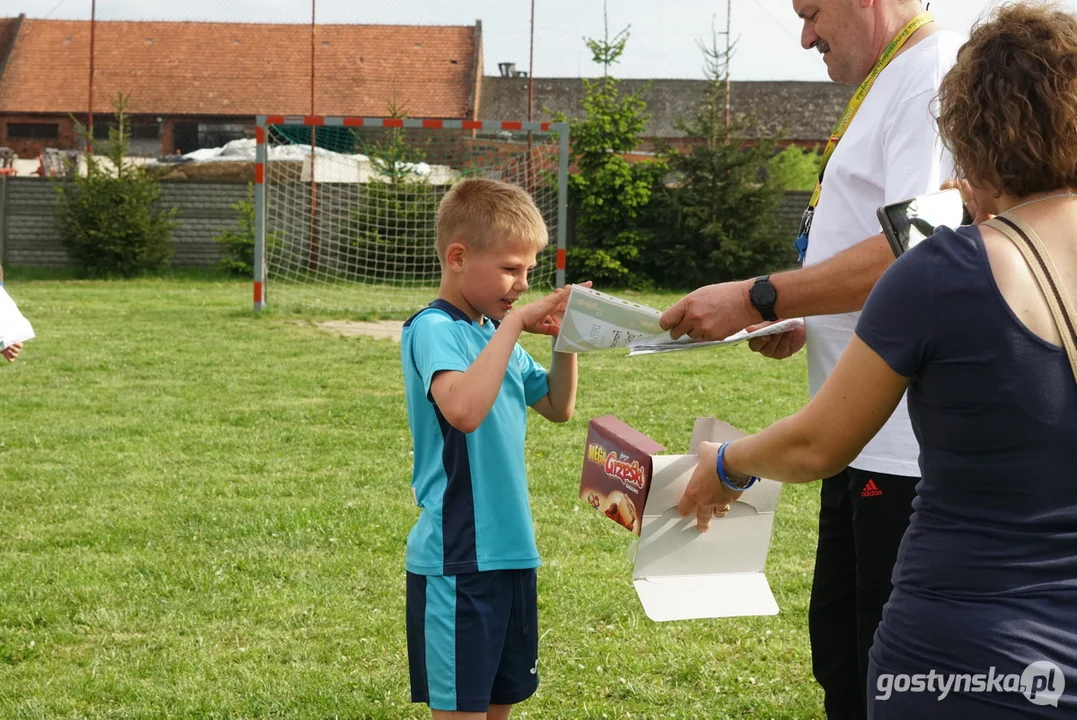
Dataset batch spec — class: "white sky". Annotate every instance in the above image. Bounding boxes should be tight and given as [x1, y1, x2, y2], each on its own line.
[6, 1, 1076, 81]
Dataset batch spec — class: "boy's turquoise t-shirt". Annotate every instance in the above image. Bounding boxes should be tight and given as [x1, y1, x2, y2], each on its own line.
[401, 299, 550, 576]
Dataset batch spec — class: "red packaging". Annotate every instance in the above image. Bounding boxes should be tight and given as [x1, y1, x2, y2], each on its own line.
[579, 415, 666, 535]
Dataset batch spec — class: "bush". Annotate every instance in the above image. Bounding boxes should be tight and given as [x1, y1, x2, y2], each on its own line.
[214, 183, 275, 277]
[54, 94, 177, 277]
[766, 145, 822, 191]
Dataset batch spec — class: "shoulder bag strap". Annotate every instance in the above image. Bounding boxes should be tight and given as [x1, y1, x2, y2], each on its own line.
[983, 214, 1077, 386]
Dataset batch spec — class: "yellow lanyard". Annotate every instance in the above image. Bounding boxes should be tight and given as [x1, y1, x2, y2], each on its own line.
[795, 12, 934, 262]
[809, 12, 935, 208]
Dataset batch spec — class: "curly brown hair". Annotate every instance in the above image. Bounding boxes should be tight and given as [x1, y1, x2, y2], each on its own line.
[937, 2, 1077, 197]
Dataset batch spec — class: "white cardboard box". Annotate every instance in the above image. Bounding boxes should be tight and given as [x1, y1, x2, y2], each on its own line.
[580, 416, 782, 622]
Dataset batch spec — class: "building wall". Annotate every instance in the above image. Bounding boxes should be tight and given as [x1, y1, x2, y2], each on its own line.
[0, 114, 80, 160]
[0, 176, 248, 268]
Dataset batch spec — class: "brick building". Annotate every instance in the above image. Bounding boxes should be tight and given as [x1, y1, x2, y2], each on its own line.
[0, 15, 483, 160]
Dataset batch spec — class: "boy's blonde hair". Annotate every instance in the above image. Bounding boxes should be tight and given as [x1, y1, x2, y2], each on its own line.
[435, 178, 548, 261]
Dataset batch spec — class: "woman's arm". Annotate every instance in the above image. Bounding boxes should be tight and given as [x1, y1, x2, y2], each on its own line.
[679, 336, 911, 528]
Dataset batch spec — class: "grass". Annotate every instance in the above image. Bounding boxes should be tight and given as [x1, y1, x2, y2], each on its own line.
[0, 275, 822, 718]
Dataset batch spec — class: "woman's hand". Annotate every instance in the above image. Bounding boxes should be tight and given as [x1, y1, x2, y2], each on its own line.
[677, 441, 746, 532]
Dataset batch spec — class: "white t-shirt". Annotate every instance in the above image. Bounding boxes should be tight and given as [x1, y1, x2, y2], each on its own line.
[804, 30, 964, 477]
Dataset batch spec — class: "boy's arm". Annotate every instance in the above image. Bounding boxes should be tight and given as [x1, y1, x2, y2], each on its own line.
[430, 288, 568, 434]
[530, 350, 576, 423]
[430, 314, 525, 434]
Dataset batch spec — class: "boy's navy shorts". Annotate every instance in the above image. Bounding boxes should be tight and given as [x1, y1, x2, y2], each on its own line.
[406, 568, 539, 712]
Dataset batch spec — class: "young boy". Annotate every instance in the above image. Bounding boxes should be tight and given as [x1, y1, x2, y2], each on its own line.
[401, 178, 580, 719]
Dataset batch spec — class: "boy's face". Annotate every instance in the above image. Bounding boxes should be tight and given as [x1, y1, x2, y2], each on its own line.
[456, 239, 538, 322]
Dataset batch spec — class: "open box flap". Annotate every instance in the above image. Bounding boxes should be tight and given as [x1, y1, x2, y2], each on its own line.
[633, 504, 777, 580]
[633, 572, 779, 622]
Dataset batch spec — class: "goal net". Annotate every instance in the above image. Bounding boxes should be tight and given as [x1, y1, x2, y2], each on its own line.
[253, 116, 568, 314]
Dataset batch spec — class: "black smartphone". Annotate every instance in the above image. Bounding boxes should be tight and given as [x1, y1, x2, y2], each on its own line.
[877, 188, 968, 257]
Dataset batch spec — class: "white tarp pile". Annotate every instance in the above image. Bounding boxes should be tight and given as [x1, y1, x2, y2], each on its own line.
[168, 138, 458, 184]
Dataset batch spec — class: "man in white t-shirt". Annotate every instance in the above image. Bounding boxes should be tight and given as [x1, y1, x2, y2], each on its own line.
[660, 1, 963, 717]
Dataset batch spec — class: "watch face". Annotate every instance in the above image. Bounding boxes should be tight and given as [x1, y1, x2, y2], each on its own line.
[751, 281, 777, 307]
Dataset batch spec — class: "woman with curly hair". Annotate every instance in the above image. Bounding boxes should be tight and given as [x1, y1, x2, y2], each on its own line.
[679, 3, 1077, 716]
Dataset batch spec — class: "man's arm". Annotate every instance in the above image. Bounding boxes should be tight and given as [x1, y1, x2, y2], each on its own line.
[771, 232, 894, 317]
[664, 81, 950, 343]
[529, 350, 577, 423]
[659, 233, 894, 342]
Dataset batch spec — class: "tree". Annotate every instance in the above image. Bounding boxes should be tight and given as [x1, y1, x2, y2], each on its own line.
[348, 100, 440, 283]
[647, 23, 792, 288]
[560, 3, 666, 286]
[766, 144, 823, 191]
[54, 93, 177, 277]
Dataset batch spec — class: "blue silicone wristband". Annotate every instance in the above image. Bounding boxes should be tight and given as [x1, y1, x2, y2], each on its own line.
[716, 441, 758, 491]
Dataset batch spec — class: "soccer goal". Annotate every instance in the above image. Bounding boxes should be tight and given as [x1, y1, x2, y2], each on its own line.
[252, 116, 569, 314]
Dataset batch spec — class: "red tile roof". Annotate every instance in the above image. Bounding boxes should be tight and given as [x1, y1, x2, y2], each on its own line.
[0, 18, 479, 119]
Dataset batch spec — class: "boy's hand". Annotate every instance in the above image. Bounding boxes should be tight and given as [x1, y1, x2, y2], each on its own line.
[2, 343, 22, 362]
[512, 287, 570, 335]
[510, 281, 592, 336]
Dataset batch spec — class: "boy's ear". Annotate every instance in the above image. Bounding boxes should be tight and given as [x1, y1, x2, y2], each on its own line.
[444, 242, 467, 272]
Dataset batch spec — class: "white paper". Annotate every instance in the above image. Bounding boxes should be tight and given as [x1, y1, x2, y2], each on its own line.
[552, 284, 803, 356]
[0, 287, 35, 349]
[626, 318, 804, 356]
[553, 285, 673, 353]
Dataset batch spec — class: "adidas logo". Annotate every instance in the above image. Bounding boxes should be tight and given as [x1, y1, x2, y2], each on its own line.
[861, 479, 883, 498]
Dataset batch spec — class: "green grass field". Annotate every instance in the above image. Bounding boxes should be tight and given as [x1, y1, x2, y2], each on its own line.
[0, 275, 823, 719]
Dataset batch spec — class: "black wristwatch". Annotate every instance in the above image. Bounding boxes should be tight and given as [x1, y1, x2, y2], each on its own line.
[749, 276, 779, 322]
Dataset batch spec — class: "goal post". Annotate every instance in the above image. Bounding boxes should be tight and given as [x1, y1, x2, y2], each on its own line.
[253, 115, 569, 314]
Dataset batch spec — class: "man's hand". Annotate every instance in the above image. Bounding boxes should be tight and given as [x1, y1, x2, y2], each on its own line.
[2, 343, 22, 362]
[677, 441, 745, 533]
[660, 280, 755, 341]
[941, 178, 992, 224]
[746, 321, 807, 360]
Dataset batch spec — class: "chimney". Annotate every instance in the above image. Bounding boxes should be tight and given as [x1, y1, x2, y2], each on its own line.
[498, 62, 516, 78]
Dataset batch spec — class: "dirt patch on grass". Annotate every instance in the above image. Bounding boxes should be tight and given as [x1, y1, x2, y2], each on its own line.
[317, 320, 404, 342]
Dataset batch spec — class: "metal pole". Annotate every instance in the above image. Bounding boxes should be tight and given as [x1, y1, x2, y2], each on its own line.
[253, 118, 268, 311]
[528, 0, 535, 123]
[310, 0, 316, 116]
[527, 0, 536, 191]
[308, 0, 320, 271]
[87, 0, 96, 155]
[724, 0, 732, 142]
[556, 123, 568, 288]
